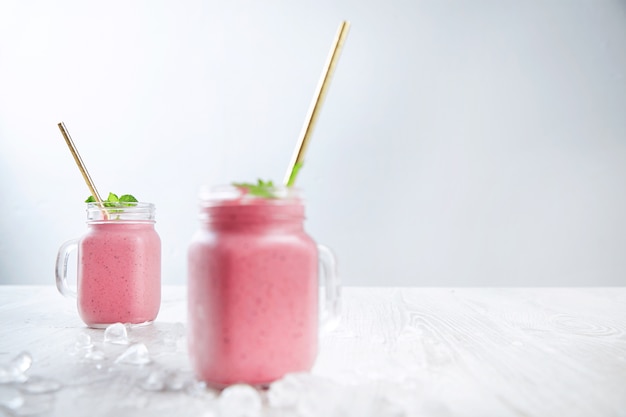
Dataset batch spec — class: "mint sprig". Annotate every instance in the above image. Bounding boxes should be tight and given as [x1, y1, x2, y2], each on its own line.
[118, 194, 138, 204]
[232, 179, 276, 198]
[85, 192, 138, 207]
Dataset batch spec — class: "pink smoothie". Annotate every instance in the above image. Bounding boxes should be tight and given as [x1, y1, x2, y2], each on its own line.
[188, 195, 319, 387]
[78, 221, 161, 327]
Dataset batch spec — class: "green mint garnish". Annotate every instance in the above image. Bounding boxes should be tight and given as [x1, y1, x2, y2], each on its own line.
[232, 179, 276, 198]
[119, 194, 138, 203]
[84, 192, 139, 207]
[104, 192, 119, 207]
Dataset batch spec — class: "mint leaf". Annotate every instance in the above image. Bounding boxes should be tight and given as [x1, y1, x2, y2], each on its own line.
[119, 194, 138, 202]
[84, 192, 139, 207]
[233, 179, 276, 198]
[119, 194, 138, 206]
[102, 192, 119, 207]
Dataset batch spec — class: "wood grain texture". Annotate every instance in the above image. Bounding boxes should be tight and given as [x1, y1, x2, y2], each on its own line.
[0, 286, 624, 417]
[315, 288, 626, 417]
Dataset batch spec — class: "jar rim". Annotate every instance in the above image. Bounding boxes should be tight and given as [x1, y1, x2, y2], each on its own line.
[86, 202, 156, 221]
[198, 185, 302, 206]
[86, 202, 155, 209]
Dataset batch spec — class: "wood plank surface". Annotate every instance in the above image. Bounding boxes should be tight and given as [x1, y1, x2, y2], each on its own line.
[0, 286, 624, 417]
[316, 288, 626, 417]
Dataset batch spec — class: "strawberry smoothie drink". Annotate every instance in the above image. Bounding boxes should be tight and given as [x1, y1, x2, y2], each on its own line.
[187, 185, 339, 387]
[56, 202, 161, 327]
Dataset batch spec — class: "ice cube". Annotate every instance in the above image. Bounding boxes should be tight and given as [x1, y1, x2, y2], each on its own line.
[165, 371, 188, 391]
[11, 352, 32, 374]
[139, 369, 167, 392]
[218, 384, 262, 417]
[0, 365, 16, 384]
[0, 385, 24, 410]
[19, 376, 63, 394]
[267, 373, 307, 408]
[187, 380, 208, 396]
[69, 333, 95, 359]
[138, 367, 190, 392]
[104, 323, 130, 345]
[85, 349, 105, 361]
[75, 333, 94, 350]
[289, 374, 342, 417]
[186, 380, 218, 401]
[9, 394, 55, 416]
[0, 352, 32, 383]
[115, 343, 151, 365]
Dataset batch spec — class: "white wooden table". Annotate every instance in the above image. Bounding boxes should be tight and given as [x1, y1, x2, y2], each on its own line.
[0, 286, 624, 417]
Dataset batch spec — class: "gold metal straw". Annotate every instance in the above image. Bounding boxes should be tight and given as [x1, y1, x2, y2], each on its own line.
[57, 122, 108, 218]
[283, 20, 351, 186]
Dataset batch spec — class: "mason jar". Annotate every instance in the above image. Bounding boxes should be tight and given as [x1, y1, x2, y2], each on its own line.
[55, 202, 161, 327]
[187, 185, 340, 387]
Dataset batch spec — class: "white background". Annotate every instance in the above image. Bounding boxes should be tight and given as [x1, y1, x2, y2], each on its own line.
[1, 0, 625, 286]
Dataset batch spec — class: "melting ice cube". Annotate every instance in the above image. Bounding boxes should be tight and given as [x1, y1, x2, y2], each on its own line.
[9, 395, 55, 416]
[115, 343, 151, 365]
[267, 373, 307, 408]
[75, 333, 94, 350]
[218, 384, 262, 417]
[10, 352, 32, 374]
[139, 368, 191, 392]
[0, 385, 24, 410]
[19, 376, 63, 394]
[104, 323, 130, 345]
[186, 380, 219, 402]
[85, 349, 105, 361]
[139, 369, 167, 392]
[0, 352, 32, 383]
[165, 371, 189, 391]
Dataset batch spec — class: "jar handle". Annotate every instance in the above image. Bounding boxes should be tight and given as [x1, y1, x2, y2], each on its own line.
[55, 238, 78, 299]
[317, 244, 341, 332]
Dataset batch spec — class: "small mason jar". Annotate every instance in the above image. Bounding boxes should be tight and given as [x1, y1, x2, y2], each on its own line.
[187, 185, 340, 387]
[55, 202, 162, 327]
